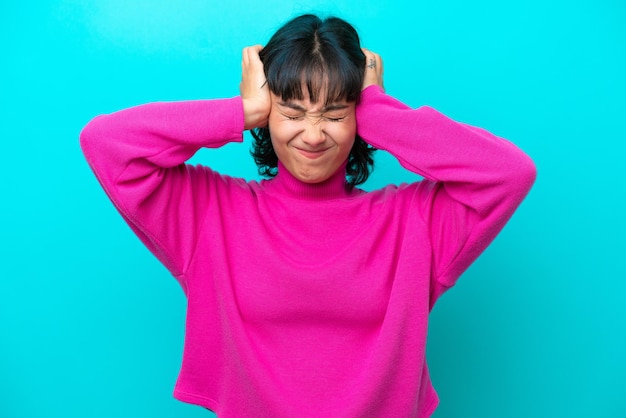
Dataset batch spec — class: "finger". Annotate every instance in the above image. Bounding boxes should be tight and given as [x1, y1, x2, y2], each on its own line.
[244, 45, 263, 66]
[242, 47, 251, 71]
[249, 44, 263, 56]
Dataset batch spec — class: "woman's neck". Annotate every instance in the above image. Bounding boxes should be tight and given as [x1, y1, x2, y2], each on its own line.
[264, 161, 352, 200]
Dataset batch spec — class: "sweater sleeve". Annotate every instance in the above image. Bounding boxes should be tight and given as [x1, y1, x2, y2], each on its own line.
[356, 86, 536, 299]
[80, 97, 245, 281]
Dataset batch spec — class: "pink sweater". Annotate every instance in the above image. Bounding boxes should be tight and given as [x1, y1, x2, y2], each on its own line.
[80, 85, 536, 417]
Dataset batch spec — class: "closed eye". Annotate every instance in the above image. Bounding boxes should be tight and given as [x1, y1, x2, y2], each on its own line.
[280, 112, 305, 121]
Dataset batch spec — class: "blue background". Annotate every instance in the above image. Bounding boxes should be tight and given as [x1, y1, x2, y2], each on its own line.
[1, 1, 624, 417]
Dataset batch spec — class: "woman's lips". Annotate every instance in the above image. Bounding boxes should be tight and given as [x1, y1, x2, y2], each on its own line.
[296, 147, 329, 159]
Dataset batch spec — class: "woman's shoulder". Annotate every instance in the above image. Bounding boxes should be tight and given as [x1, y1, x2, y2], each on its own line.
[186, 163, 263, 198]
[356, 180, 425, 201]
[357, 179, 442, 219]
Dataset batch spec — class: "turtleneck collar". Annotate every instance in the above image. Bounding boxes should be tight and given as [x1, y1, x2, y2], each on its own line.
[262, 161, 352, 200]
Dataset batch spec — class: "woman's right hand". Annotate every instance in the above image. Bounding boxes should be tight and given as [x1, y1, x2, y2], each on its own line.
[240, 45, 271, 130]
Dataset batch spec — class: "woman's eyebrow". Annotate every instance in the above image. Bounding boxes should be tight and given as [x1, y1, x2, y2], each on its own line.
[278, 101, 307, 111]
[277, 101, 350, 112]
[322, 104, 350, 112]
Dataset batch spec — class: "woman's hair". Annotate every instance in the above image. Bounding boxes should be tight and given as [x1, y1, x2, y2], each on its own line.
[250, 14, 376, 188]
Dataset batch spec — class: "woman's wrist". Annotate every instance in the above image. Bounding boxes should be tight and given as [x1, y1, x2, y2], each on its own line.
[243, 97, 269, 130]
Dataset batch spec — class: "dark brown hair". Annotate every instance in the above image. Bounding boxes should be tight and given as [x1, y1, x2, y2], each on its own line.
[250, 14, 375, 188]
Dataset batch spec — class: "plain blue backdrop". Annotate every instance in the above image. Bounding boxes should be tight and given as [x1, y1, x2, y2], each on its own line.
[1, 1, 624, 417]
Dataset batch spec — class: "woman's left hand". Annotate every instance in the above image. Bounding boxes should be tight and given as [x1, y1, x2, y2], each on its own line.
[361, 48, 384, 91]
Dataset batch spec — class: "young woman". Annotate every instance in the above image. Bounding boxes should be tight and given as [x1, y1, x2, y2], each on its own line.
[81, 13, 536, 418]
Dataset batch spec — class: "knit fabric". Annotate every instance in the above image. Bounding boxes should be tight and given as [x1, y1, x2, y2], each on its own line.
[80, 85, 536, 417]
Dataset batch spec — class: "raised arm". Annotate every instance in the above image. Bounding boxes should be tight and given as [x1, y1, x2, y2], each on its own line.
[357, 50, 536, 297]
[80, 46, 271, 279]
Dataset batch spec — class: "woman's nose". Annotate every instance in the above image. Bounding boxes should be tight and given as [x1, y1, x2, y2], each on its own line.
[302, 118, 325, 146]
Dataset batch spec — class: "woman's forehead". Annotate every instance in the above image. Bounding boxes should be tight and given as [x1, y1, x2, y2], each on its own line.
[271, 90, 353, 111]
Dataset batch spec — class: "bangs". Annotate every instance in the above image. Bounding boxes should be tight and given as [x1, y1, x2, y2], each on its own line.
[250, 14, 376, 187]
[265, 46, 363, 106]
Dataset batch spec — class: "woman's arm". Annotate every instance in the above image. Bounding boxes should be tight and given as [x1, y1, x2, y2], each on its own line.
[357, 50, 536, 298]
[80, 47, 271, 279]
[80, 97, 245, 279]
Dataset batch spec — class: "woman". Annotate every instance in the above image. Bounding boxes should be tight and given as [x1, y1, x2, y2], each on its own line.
[81, 13, 536, 418]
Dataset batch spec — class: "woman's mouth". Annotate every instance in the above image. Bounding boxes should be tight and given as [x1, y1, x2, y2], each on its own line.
[295, 147, 330, 159]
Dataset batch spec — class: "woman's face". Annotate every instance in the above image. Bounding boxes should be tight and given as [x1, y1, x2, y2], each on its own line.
[268, 91, 357, 184]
